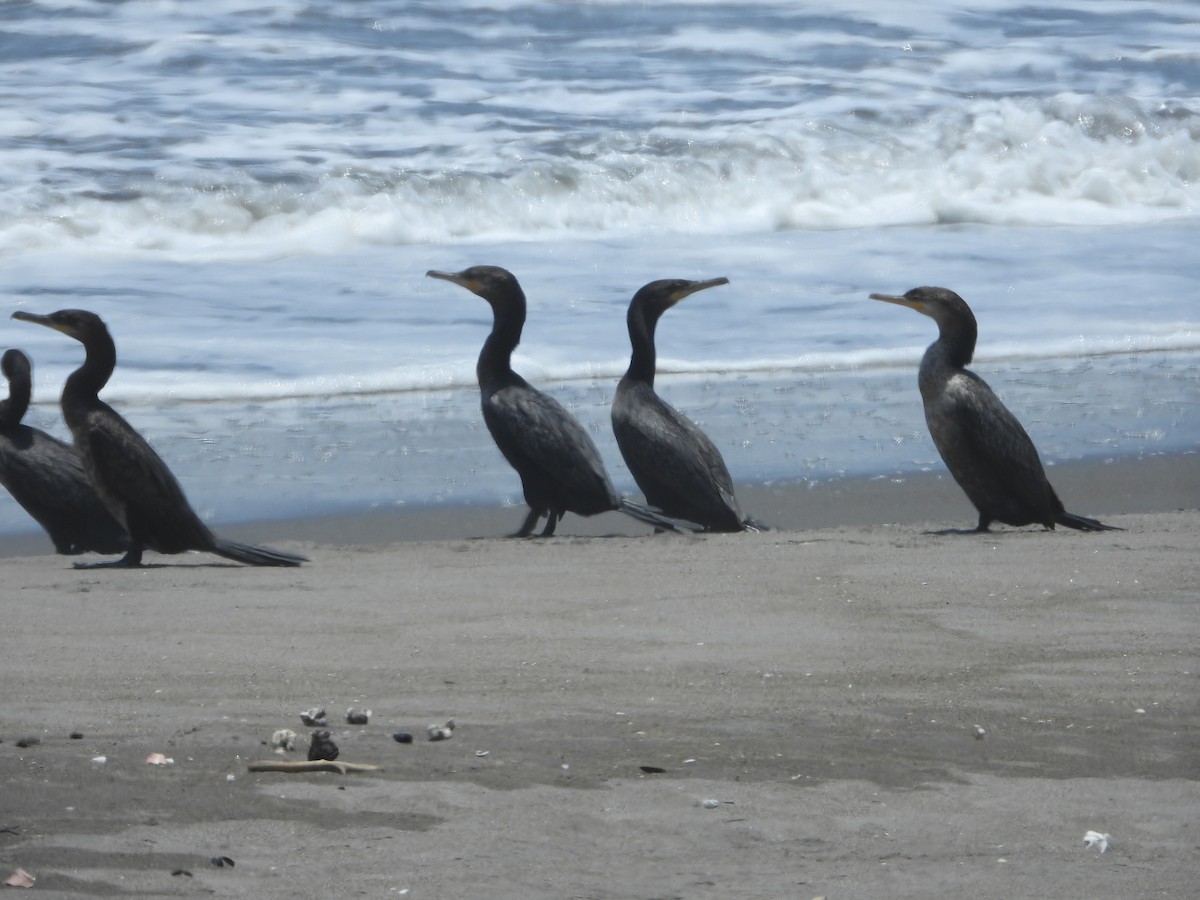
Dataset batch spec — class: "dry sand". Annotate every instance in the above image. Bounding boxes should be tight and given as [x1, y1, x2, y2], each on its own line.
[1, 457, 1198, 898]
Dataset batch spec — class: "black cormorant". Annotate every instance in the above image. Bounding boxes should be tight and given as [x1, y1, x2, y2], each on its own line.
[612, 277, 763, 532]
[0, 348, 130, 554]
[426, 266, 697, 537]
[12, 309, 308, 566]
[870, 286, 1119, 532]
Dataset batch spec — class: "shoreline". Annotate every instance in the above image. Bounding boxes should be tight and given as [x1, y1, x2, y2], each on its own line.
[2, 451, 1194, 558]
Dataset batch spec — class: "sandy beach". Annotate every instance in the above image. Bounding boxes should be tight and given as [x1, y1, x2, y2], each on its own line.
[1, 455, 1198, 899]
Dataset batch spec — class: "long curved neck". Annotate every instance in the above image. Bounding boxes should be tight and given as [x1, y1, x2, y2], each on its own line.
[476, 298, 526, 389]
[935, 308, 977, 369]
[62, 331, 116, 418]
[1, 370, 30, 428]
[623, 303, 659, 387]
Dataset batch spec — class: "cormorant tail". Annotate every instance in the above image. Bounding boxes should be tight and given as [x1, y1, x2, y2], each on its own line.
[1056, 511, 1122, 532]
[211, 538, 308, 567]
[617, 498, 701, 534]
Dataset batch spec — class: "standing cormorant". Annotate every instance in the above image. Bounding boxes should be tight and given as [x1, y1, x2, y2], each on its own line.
[0, 348, 130, 554]
[612, 277, 763, 532]
[12, 309, 308, 566]
[870, 286, 1119, 532]
[426, 266, 697, 537]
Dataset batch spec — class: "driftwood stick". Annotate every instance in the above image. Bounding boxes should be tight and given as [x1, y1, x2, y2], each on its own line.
[246, 760, 382, 774]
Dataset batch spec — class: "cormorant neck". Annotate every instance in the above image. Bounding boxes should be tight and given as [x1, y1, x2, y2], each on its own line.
[63, 331, 116, 409]
[624, 302, 660, 387]
[476, 297, 526, 388]
[934, 309, 977, 369]
[1, 372, 30, 428]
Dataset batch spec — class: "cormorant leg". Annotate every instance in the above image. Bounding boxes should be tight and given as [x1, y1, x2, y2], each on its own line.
[513, 508, 540, 538]
[539, 511, 558, 537]
[74, 543, 145, 569]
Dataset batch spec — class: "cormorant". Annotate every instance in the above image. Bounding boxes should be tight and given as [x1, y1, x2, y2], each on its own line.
[426, 266, 697, 537]
[0, 348, 130, 554]
[870, 287, 1119, 532]
[612, 277, 763, 532]
[12, 309, 308, 566]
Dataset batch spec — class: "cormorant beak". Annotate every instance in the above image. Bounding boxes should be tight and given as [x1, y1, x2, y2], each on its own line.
[870, 292, 926, 314]
[670, 276, 730, 307]
[426, 270, 481, 296]
[11, 310, 63, 333]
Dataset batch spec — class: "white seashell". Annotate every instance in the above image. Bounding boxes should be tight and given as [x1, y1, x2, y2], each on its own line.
[1083, 830, 1111, 853]
[270, 729, 298, 753]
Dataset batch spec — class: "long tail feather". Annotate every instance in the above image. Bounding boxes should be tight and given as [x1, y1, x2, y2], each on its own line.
[212, 538, 308, 566]
[617, 499, 702, 534]
[1057, 511, 1122, 532]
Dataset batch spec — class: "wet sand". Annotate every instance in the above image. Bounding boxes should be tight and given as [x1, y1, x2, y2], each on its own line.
[1, 455, 1197, 898]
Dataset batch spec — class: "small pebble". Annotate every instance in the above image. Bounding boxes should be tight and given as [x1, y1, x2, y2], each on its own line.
[300, 708, 327, 727]
[346, 708, 371, 725]
[15, 737, 40, 749]
[427, 719, 456, 741]
[392, 732, 414, 744]
[69, 731, 84, 740]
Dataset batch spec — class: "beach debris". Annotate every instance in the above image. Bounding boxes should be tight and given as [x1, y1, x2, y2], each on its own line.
[698, 799, 734, 809]
[91, 755, 107, 764]
[171, 869, 192, 877]
[346, 708, 371, 725]
[427, 719, 456, 741]
[145, 752, 175, 766]
[639, 765, 667, 774]
[14, 737, 40, 749]
[308, 730, 339, 761]
[973, 724, 987, 740]
[300, 707, 327, 727]
[475, 750, 490, 758]
[392, 732, 414, 744]
[247, 759, 382, 774]
[210, 856, 235, 868]
[4, 868, 35, 888]
[270, 728, 298, 754]
[69, 731, 84, 740]
[1083, 830, 1111, 854]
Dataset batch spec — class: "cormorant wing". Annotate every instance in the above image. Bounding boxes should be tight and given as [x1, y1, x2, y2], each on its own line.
[482, 384, 615, 507]
[81, 403, 213, 550]
[941, 371, 1055, 516]
[615, 387, 740, 516]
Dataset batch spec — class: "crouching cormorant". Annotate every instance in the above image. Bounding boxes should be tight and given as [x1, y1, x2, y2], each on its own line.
[12, 309, 308, 566]
[612, 277, 764, 532]
[870, 286, 1119, 532]
[426, 266, 697, 537]
[0, 348, 130, 554]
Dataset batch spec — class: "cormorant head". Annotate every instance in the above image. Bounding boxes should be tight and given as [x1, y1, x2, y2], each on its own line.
[630, 277, 729, 322]
[426, 266, 526, 314]
[870, 286, 976, 331]
[2, 348, 31, 384]
[12, 308, 111, 346]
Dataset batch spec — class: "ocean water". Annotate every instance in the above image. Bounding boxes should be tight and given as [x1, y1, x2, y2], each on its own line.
[1, 0, 1198, 535]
